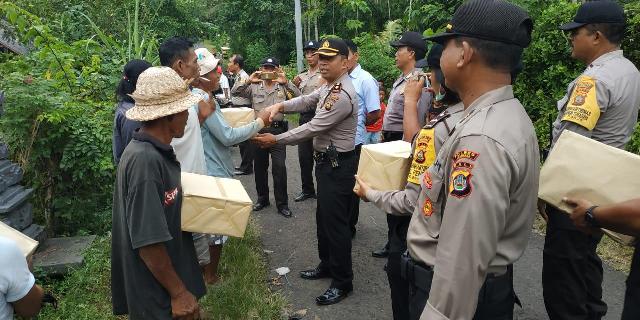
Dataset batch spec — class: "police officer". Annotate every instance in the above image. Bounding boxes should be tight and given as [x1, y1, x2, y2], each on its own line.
[292, 40, 323, 202]
[252, 39, 358, 305]
[232, 57, 301, 217]
[540, 2, 640, 319]
[372, 31, 431, 260]
[562, 196, 640, 320]
[355, 43, 464, 320]
[383, 1, 538, 319]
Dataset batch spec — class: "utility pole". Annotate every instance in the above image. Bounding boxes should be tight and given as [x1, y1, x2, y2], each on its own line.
[294, 0, 304, 73]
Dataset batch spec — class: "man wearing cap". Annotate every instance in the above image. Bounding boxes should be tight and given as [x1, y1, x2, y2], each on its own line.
[292, 40, 323, 203]
[111, 66, 206, 319]
[400, 1, 539, 319]
[232, 57, 300, 218]
[372, 31, 431, 261]
[343, 38, 381, 238]
[228, 54, 255, 176]
[253, 39, 358, 305]
[540, 1, 640, 319]
[354, 43, 464, 320]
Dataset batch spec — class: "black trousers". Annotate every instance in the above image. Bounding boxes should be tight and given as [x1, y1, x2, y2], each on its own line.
[254, 127, 288, 209]
[382, 130, 404, 143]
[387, 214, 412, 320]
[622, 243, 640, 320]
[238, 141, 255, 173]
[349, 144, 363, 235]
[404, 257, 517, 320]
[297, 113, 315, 195]
[543, 206, 607, 320]
[315, 152, 357, 290]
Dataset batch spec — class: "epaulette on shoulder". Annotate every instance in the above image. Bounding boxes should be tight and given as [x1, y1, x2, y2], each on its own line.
[424, 110, 451, 129]
[331, 82, 342, 93]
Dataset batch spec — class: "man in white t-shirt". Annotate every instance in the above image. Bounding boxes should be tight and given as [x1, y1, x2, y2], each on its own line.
[0, 237, 44, 320]
[218, 68, 231, 101]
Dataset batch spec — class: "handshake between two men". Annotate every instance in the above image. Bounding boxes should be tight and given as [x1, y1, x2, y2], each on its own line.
[251, 102, 286, 149]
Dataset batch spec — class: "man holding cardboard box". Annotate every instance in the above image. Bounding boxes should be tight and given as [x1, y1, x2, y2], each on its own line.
[364, 1, 539, 319]
[252, 39, 358, 305]
[355, 42, 464, 320]
[540, 2, 640, 319]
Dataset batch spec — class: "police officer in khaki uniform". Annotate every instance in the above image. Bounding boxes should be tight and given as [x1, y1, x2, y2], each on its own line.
[389, 1, 538, 319]
[252, 39, 358, 306]
[355, 43, 464, 320]
[292, 40, 324, 202]
[372, 31, 432, 259]
[541, 2, 640, 319]
[232, 57, 301, 217]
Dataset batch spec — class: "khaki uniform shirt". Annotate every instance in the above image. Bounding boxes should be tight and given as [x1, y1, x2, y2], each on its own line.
[407, 86, 540, 320]
[366, 102, 464, 215]
[276, 73, 358, 152]
[230, 69, 251, 106]
[297, 68, 323, 95]
[231, 80, 301, 121]
[383, 68, 432, 133]
[552, 50, 640, 149]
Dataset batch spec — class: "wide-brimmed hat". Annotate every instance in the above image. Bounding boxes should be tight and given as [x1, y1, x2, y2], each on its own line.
[195, 47, 220, 76]
[126, 66, 200, 121]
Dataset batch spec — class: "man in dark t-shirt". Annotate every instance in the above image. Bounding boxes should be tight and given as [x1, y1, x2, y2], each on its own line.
[111, 66, 205, 319]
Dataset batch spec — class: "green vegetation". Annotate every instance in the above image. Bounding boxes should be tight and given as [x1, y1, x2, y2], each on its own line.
[38, 220, 286, 319]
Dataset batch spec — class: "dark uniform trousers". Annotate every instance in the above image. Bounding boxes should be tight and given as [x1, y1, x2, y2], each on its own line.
[348, 144, 362, 235]
[254, 125, 288, 209]
[236, 104, 255, 173]
[543, 206, 607, 320]
[622, 242, 640, 320]
[402, 255, 517, 320]
[297, 112, 316, 195]
[315, 150, 357, 291]
[382, 129, 411, 320]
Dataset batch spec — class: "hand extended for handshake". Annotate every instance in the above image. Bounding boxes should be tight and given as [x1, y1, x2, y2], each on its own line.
[251, 103, 284, 149]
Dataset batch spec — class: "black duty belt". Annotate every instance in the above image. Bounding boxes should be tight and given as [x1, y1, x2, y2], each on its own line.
[313, 149, 356, 162]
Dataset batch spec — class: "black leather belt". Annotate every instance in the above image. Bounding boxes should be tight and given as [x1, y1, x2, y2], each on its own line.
[313, 149, 356, 162]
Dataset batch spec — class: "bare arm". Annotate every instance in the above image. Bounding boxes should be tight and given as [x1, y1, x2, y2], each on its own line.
[564, 197, 640, 237]
[139, 243, 199, 318]
[365, 110, 381, 126]
[12, 284, 44, 318]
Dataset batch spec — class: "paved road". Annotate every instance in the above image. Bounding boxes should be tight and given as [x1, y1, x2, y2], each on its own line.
[231, 146, 627, 320]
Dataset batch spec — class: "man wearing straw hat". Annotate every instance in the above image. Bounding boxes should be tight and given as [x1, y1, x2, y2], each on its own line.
[111, 66, 206, 319]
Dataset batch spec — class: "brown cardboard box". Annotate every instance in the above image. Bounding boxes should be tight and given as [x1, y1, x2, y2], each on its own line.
[356, 140, 412, 192]
[538, 131, 639, 245]
[221, 107, 255, 128]
[0, 221, 39, 257]
[181, 172, 253, 238]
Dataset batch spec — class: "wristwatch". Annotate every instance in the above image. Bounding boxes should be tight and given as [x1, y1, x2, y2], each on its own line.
[585, 205, 600, 228]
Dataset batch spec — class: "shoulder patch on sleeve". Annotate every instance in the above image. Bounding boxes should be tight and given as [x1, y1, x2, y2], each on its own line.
[561, 75, 601, 130]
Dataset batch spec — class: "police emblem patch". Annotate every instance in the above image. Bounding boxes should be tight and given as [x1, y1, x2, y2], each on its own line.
[422, 198, 433, 217]
[423, 172, 432, 190]
[449, 168, 472, 198]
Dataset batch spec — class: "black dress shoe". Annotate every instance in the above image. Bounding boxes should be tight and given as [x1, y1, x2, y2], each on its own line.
[294, 192, 316, 202]
[300, 267, 330, 280]
[278, 207, 292, 218]
[316, 287, 351, 305]
[234, 170, 252, 176]
[371, 246, 389, 258]
[253, 202, 270, 211]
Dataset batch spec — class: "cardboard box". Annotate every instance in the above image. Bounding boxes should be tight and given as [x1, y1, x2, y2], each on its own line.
[356, 140, 412, 192]
[181, 172, 253, 238]
[0, 221, 39, 257]
[539, 131, 639, 246]
[221, 107, 255, 128]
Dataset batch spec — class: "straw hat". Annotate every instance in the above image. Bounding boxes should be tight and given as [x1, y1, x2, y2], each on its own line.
[195, 47, 220, 76]
[126, 66, 200, 121]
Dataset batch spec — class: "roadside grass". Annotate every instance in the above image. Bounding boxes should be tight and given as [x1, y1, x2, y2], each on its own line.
[533, 215, 634, 274]
[36, 218, 286, 319]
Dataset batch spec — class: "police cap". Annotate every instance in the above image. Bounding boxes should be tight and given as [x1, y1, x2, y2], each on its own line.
[559, 0, 625, 31]
[390, 31, 427, 60]
[316, 39, 349, 57]
[260, 57, 280, 68]
[426, 0, 533, 48]
[303, 40, 320, 50]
